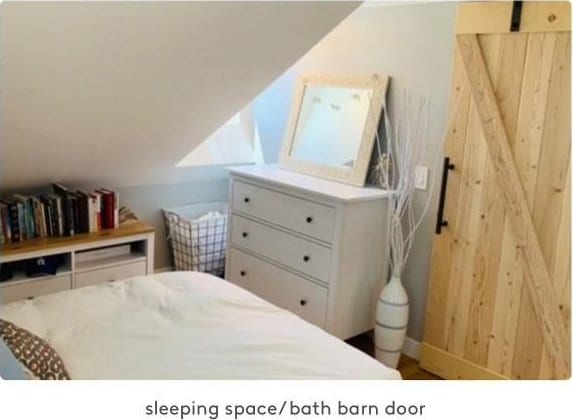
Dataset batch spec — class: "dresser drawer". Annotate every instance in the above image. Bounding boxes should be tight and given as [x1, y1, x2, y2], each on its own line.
[231, 215, 331, 283]
[0, 275, 72, 303]
[232, 180, 335, 243]
[228, 248, 327, 328]
[75, 260, 147, 288]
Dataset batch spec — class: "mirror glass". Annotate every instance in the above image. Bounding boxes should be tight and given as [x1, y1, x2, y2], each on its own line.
[279, 74, 388, 187]
[289, 86, 373, 169]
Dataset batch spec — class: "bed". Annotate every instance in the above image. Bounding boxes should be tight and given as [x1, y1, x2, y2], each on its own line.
[0, 271, 400, 379]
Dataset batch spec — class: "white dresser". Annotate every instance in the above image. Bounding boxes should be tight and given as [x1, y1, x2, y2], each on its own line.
[225, 164, 390, 339]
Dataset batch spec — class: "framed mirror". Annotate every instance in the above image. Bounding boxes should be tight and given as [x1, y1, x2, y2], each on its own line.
[278, 73, 389, 186]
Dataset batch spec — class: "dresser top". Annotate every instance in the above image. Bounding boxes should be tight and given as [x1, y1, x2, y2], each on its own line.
[227, 164, 390, 202]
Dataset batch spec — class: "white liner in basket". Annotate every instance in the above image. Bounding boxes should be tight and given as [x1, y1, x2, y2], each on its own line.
[162, 202, 228, 277]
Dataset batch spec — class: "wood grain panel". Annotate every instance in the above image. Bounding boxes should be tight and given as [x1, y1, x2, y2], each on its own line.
[513, 33, 557, 206]
[443, 101, 488, 356]
[553, 166, 571, 329]
[461, 34, 501, 364]
[480, 32, 528, 374]
[487, 224, 524, 376]
[509, 32, 558, 379]
[531, 31, 571, 379]
[488, 32, 555, 378]
[512, 286, 545, 378]
[520, 2, 571, 33]
[456, 2, 571, 34]
[539, 165, 571, 378]
[457, 33, 570, 376]
[532, 31, 571, 273]
[456, 2, 512, 35]
[420, 342, 507, 380]
[464, 33, 528, 367]
[423, 46, 471, 348]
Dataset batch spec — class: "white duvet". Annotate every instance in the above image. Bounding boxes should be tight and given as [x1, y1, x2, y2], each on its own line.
[1, 271, 400, 379]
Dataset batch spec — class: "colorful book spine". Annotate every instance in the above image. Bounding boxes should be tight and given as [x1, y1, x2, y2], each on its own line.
[102, 189, 119, 228]
[88, 193, 99, 233]
[75, 191, 90, 234]
[17, 202, 25, 241]
[71, 194, 78, 235]
[31, 197, 46, 238]
[2, 200, 21, 243]
[53, 195, 63, 236]
[11, 196, 26, 240]
[96, 189, 114, 229]
[94, 192, 102, 231]
[40, 195, 53, 237]
[113, 190, 119, 228]
[12, 195, 38, 240]
[1, 184, 125, 245]
[52, 184, 74, 236]
[27, 197, 36, 238]
[38, 200, 47, 238]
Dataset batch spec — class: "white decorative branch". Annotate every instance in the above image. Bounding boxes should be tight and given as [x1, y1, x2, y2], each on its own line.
[373, 89, 434, 278]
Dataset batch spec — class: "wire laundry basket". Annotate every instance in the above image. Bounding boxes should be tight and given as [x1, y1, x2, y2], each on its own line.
[162, 202, 228, 277]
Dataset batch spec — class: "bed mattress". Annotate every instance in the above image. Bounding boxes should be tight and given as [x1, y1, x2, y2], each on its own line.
[0, 271, 400, 379]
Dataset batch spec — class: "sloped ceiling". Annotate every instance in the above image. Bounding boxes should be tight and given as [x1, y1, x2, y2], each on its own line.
[0, 1, 359, 189]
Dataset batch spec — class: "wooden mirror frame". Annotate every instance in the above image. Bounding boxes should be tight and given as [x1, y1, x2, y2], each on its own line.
[278, 73, 389, 186]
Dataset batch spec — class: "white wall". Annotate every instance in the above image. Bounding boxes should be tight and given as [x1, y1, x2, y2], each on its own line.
[0, 1, 360, 270]
[255, 2, 457, 341]
[0, 1, 358, 189]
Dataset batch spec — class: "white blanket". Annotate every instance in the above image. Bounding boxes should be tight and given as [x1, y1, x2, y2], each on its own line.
[1, 271, 400, 379]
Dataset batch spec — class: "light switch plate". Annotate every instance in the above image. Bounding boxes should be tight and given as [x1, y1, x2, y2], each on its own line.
[415, 166, 429, 190]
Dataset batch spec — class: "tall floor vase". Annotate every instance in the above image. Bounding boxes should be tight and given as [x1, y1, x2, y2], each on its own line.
[374, 275, 409, 369]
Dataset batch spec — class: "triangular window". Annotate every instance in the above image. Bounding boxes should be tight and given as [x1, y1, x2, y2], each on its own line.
[176, 103, 264, 167]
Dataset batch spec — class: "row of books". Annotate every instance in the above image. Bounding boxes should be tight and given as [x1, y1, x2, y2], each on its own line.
[0, 184, 119, 245]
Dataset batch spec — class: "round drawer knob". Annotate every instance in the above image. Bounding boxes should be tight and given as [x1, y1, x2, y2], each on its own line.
[303, 255, 310, 262]
[242, 232, 249, 238]
[300, 299, 307, 306]
[240, 270, 246, 277]
[26, 296, 34, 301]
[306, 216, 313, 224]
[244, 197, 250, 203]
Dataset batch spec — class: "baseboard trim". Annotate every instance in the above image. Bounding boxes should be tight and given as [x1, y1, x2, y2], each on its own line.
[402, 336, 421, 360]
[154, 266, 173, 274]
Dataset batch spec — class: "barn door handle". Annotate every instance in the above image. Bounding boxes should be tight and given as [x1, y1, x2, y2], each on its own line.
[435, 157, 455, 234]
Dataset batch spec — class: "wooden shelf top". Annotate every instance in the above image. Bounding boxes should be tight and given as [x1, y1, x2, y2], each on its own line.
[0, 221, 154, 257]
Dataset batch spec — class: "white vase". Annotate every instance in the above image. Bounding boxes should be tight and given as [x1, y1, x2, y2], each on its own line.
[374, 275, 409, 369]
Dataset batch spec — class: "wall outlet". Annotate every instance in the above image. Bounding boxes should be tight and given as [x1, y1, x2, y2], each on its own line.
[415, 166, 429, 190]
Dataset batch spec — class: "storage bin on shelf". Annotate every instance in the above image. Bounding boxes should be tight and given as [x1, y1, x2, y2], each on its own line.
[162, 202, 228, 277]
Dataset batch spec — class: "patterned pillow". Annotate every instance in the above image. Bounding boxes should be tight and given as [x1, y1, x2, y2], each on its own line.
[0, 319, 70, 380]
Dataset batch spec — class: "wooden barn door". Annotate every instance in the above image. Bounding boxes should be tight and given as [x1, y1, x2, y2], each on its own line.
[421, 2, 571, 379]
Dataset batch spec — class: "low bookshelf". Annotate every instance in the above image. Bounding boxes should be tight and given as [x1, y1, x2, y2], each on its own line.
[0, 222, 155, 303]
